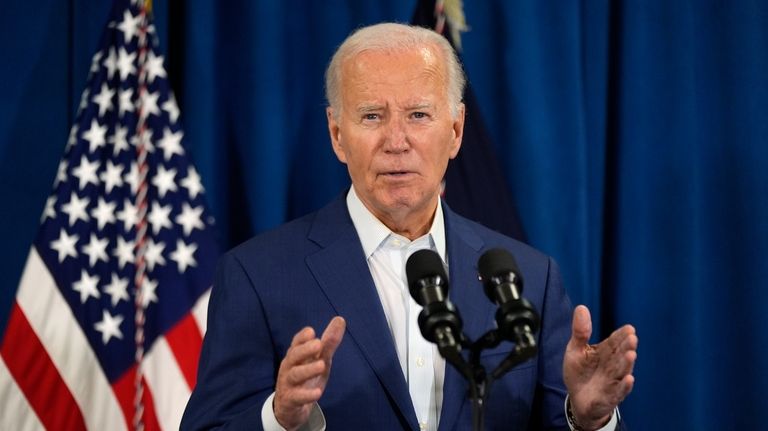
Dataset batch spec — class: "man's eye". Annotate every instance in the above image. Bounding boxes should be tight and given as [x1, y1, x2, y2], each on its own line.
[363, 113, 379, 121]
[412, 112, 428, 119]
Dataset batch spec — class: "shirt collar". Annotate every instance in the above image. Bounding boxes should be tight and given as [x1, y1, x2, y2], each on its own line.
[346, 187, 447, 262]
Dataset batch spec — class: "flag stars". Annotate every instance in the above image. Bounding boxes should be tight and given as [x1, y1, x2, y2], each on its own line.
[93, 83, 115, 117]
[109, 125, 130, 156]
[82, 233, 109, 267]
[157, 128, 184, 160]
[61, 192, 90, 226]
[176, 203, 204, 236]
[42, 195, 57, 222]
[145, 51, 167, 84]
[50, 229, 79, 262]
[116, 47, 136, 81]
[103, 273, 129, 307]
[91, 197, 117, 230]
[181, 166, 204, 199]
[152, 165, 178, 198]
[143, 239, 166, 271]
[117, 199, 138, 232]
[113, 236, 135, 269]
[117, 9, 141, 43]
[72, 155, 101, 190]
[170, 239, 198, 273]
[55, 160, 69, 187]
[82, 119, 108, 153]
[138, 278, 159, 308]
[72, 269, 101, 304]
[118, 88, 134, 117]
[124, 162, 140, 196]
[148, 201, 173, 234]
[103, 47, 118, 80]
[94, 310, 124, 344]
[140, 90, 161, 120]
[100, 160, 124, 193]
[162, 95, 180, 123]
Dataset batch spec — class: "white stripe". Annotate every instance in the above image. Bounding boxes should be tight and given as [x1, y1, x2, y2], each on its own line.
[16, 248, 127, 431]
[192, 288, 211, 333]
[0, 358, 45, 431]
[144, 336, 191, 431]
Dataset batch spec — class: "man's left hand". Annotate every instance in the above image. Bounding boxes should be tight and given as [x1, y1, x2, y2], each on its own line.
[563, 305, 638, 430]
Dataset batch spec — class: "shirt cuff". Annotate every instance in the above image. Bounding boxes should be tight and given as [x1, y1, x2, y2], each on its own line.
[261, 392, 326, 431]
[564, 395, 620, 431]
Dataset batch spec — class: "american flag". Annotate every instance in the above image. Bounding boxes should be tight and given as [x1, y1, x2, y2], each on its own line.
[0, 1, 218, 429]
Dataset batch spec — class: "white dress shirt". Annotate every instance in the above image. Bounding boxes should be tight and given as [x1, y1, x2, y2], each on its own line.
[261, 188, 617, 430]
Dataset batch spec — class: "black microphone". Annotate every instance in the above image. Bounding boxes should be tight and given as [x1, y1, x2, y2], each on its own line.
[406, 249, 463, 356]
[477, 248, 539, 349]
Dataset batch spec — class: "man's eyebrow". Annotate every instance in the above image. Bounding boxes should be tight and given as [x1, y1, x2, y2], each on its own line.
[356, 104, 385, 113]
[407, 102, 433, 110]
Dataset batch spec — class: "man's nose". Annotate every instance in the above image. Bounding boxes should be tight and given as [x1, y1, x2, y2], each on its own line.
[383, 117, 409, 153]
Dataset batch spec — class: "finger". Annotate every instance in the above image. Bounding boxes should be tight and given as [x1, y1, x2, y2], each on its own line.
[284, 338, 323, 366]
[291, 326, 317, 347]
[286, 360, 326, 386]
[569, 305, 592, 349]
[320, 316, 346, 362]
[281, 386, 324, 407]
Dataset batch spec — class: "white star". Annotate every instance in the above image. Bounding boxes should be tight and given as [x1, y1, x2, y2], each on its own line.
[124, 162, 140, 195]
[93, 83, 115, 117]
[91, 197, 117, 230]
[162, 94, 180, 123]
[151, 165, 178, 198]
[145, 51, 167, 84]
[50, 229, 79, 262]
[71, 155, 100, 190]
[116, 47, 136, 81]
[72, 269, 100, 303]
[89, 51, 103, 74]
[148, 201, 173, 234]
[103, 47, 117, 79]
[143, 239, 166, 271]
[78, 87, 90, 112]
[55, 159, 69, 186]
[81, 119, 108, 153]
[170, 239, 197, 273]
[175, 202, 204, 236]
[118, 88, 134, 117]
[94, 310, 124, 344]
[66, 125, 79, 151]
[61, 192, 90, 226]
[41, 195, 56, 222]
[100, 160, 124, 193]
[181, 166, 204, 198]
[108, 125, 130, 156]
[138, 277, 158, 308]
[117, 9, 141, 43]
[130, 129, 155, 153]
[103, 273, 129, 307]
[82, 233, 109, 267]
[157, 127, 184, 161]
[140, 90, 161, 120]
[116, 199, 138, 232]
[113, 236, 135, 269]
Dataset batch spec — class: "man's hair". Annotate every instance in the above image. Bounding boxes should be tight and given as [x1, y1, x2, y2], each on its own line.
[325, 22, 466, 120]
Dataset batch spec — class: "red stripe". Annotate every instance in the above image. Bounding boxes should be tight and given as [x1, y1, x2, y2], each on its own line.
[164, 313, 203, 389]
[113, 365, 162, 431]
[0, 302, 87, 430]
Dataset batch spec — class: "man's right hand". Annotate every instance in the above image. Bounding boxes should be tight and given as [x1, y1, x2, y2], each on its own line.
[274, 316, 346, 431]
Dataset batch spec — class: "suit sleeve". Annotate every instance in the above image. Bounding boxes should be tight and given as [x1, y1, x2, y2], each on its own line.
[180, 252, 276, 430]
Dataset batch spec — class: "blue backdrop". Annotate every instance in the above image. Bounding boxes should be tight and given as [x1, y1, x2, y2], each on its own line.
[1, 1, 766, 428]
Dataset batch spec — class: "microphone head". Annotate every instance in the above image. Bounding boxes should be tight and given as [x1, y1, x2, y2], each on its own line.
[478, 248, 523, 301]
[406, 249, 448, 302]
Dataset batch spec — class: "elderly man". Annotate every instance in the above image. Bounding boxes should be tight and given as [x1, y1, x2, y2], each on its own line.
[181, 23, 637, 431]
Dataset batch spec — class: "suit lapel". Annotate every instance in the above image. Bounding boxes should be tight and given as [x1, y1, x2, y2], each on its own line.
[305, 196, 419, 429]
[438, 206, 493, 431]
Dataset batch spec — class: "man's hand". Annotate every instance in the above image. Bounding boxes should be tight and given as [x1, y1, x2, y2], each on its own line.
[563, 305, 637, 430]
[274, 316, 346, 431]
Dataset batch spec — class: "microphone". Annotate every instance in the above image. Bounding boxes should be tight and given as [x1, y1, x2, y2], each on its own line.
[477, 248, 539, 349]
[406, 249, 463, 356]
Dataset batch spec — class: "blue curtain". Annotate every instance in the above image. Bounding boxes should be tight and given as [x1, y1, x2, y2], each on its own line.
[1, 1, 766, 428]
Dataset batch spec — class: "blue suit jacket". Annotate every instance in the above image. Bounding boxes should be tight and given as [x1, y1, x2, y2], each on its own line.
[181, 194, 578, 430]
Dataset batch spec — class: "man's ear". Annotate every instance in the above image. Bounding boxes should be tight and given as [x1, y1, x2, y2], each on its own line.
[449, 103, 466, 159]
[327, 107, 347, 164]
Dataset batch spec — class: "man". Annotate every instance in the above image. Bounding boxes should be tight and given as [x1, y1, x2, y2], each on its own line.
[181, 23, 637, 431]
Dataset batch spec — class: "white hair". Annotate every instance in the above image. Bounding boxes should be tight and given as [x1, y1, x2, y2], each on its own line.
[325, 22, 466, 120]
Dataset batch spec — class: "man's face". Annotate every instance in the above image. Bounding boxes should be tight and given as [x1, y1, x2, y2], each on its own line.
[327, 45, 465, 233]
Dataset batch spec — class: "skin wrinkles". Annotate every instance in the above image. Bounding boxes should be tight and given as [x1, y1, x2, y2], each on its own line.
[327, 44, 465, 240]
